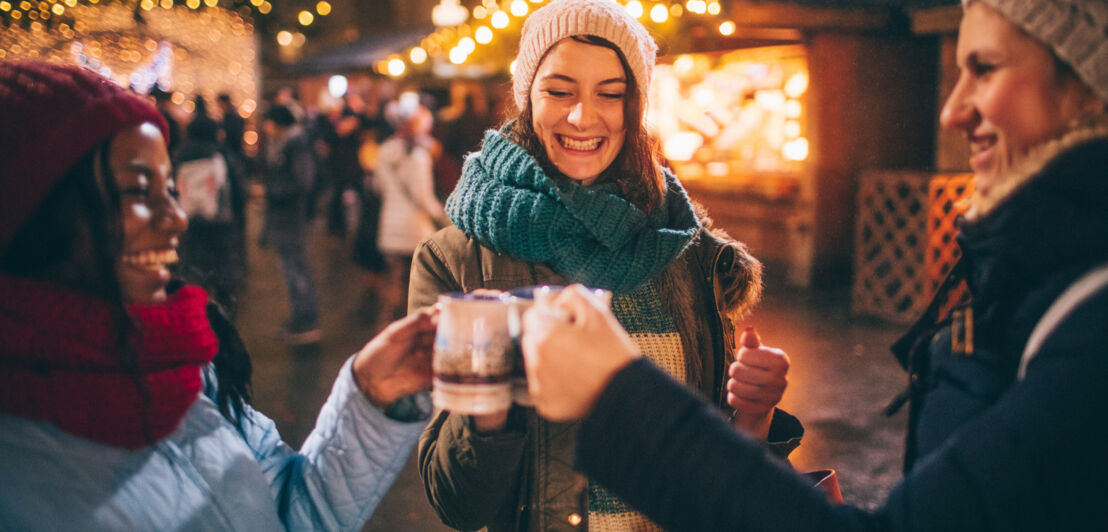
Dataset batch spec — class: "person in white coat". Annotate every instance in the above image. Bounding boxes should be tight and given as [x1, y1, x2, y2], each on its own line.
[375, 92, 447, 321]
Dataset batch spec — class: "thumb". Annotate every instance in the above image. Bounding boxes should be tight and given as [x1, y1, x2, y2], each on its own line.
[740, 326, 762, 349]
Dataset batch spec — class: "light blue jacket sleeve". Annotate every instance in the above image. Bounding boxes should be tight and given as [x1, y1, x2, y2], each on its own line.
[232, 355, 431, 531]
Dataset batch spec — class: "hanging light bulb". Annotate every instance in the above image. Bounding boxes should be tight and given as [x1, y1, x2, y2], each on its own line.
[432, 0, 468, 27]
[625, 0, 643, 18]
[475, 25, 493, 44]
[650, 3, 667, 23]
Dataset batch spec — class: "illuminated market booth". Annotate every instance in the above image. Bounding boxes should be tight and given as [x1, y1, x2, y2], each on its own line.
[1, 1, 264, 150]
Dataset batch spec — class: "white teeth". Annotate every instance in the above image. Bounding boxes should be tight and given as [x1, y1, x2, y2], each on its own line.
[121, 249, 178, 270]
[558, 135, 602, 151]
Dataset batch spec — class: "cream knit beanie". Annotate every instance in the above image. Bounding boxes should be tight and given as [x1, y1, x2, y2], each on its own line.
[970, 0, 1108, 102]
[512, 0, 658, 111]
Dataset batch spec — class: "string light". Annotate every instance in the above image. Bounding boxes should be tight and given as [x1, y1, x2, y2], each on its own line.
[625, 0, 642, 18]
[387, 57, 406, 76]
[457, 36, 475, 53]
[316, 1, 330, 16]
[298, 10, 312, 25]
[474, 25, 492, 44]
[409, 46, 427, 64]
[410, 0, 740, 75]
[449, 46, 466, 64]
[650, 3, 667, 23]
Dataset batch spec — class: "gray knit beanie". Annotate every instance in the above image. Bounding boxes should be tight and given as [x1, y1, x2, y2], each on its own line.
[970, 0, 1108, 102]
[512, 0, 658, 111]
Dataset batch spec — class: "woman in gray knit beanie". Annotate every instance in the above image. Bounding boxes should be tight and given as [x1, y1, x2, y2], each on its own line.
[511, 1, 1108, 531]
[409, 0, 804, 530]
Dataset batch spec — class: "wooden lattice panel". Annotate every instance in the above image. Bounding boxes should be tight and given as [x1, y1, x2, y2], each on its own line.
[926, 174, 975, 289]
[851, 171, 932, 323]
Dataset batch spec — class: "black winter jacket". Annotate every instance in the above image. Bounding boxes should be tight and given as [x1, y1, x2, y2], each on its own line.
[572, 131, 1108, 531]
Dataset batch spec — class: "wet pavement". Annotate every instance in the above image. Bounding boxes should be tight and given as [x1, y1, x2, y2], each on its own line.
[233, 194, 909, 531]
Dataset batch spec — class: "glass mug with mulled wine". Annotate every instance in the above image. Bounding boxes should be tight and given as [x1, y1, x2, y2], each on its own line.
[432, 286, 612, 414]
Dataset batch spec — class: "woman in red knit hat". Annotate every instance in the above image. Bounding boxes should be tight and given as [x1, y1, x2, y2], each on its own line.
[0, 61, 437, 531]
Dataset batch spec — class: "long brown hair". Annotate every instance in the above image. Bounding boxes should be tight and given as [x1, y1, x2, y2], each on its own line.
[505, 35, 666, 213]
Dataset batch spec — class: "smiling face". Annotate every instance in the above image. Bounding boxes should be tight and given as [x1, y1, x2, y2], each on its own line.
[108, 122, 187, 304]
[530, 37, 628, 186]
[939, 2, 1100, 193]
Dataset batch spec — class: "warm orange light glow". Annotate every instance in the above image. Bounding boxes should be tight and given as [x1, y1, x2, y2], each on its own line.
[783, 138, 809, 160]
[475, 25, 492, 44]
[410, 46, 428, 64]
[718, 20, 735, 35]
[625, 0, 643, 18]
[784, 72, 809, 98]
[316, 1, 331, 15]
[449, 47, 467, 64]
[458, 36, 475, 53]
[298, 10, 313, 25]
[490, 10, 508, 28]
[650, 3, 667, 22]
[387, 58, 406, 77]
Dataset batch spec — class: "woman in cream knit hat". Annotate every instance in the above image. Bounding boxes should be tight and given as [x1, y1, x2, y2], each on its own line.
[515, 0, 1108, 530]
[408, 0, 803, 530]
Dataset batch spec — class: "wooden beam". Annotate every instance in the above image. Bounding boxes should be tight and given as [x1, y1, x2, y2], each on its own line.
[911, 5, 962, 35]
[729, 1, 892, 31]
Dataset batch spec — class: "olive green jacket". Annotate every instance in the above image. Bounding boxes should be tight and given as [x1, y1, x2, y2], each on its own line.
[409, 224, 802, 531]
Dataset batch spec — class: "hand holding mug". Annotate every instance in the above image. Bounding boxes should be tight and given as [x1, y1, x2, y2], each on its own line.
[353, 306, 438, 410]
[521, 285, 639, 422]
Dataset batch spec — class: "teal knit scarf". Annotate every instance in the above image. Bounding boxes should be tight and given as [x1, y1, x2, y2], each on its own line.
[446, 129, 700, 293]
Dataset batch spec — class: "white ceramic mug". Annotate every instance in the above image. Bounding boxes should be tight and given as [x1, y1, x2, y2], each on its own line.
[432, 292, 515, 415]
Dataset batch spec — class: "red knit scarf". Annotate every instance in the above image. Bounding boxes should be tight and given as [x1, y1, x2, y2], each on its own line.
[0, 275, 218, 449]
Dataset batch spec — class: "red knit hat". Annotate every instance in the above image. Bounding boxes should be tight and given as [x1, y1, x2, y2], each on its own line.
[0, 61, 169, 253]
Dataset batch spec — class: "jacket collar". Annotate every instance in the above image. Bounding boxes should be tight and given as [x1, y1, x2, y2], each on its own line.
[966, 119, 1108, 221]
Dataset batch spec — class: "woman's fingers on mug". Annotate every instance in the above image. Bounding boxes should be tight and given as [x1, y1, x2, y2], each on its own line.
[468, 288, 504, 297]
